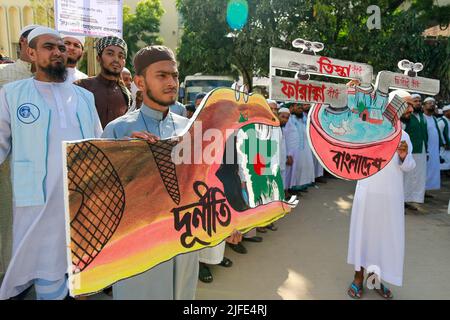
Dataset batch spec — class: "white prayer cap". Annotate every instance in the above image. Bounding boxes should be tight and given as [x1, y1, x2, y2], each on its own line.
[278, 107, 290, 114]
[443, 105, 450, 112]
[411, 93, 421, 100]
[28, 27, 61, 44]
[437, 108, 443, 115]
[61, 34, 85, 48]
[423, 97, 435, 103]
[267, 99, 278, 106]
[20, 24, 40, 37]
[122, 67, 131, 74]
[388, 89, 411, 103]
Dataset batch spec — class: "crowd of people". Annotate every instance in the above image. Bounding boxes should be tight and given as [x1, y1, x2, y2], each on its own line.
[0, 25, 448, 300]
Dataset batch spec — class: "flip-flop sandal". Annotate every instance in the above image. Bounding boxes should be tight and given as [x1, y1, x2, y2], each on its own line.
[375, 283, 393, 300]
[347, 282, 363, 299]
[266, 223, 278, 231]
[256, 227, 268, 233]
[199, 263, 213, 283]
[218, 257, 233, 268]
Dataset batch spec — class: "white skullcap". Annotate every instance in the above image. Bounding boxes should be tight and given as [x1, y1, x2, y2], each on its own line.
[443, 105, 450, 112]
[437, 108, 443, 115]
[411, 93, 421, 100]
[423, 97, 435, 103]
[61, 34, 85, 47]
[122, 67, 131, 74]
[278, 107, 290, 114]
[20, 24, 40, 37]
[389, 89, 411, 103]
[267, 99, 278, 106]
[28, 27, 61, 44]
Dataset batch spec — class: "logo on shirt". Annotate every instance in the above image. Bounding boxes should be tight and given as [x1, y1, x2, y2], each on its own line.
[17, 103, 40, 124]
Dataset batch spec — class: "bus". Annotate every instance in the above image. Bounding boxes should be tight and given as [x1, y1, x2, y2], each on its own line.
[179, 74, 235, 105]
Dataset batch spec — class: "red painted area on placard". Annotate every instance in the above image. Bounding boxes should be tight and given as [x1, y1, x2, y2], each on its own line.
[308, 103, 402, 181]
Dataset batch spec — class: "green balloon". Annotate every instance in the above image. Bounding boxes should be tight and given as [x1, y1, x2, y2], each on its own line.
[226, 0, 249, 30]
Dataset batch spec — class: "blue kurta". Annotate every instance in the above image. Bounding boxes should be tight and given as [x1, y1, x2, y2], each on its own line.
[102, 104, 199, 300]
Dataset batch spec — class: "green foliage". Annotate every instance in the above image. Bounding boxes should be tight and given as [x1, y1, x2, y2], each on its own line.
[177, 0, 449, 99]
[123, 0, 164, 71]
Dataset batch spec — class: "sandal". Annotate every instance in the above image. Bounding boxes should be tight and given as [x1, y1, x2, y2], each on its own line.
[228, 242, 247, 254]
[375, 283, 393, 300]
[266, 223, 278, 231]
[199, 263, 213, 283]
[218, 257, 233, 268]
[256, 227, 268, 233]
[347, 282, 363, 299]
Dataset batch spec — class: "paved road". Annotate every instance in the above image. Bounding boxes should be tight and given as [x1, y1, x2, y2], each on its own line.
[196, 176, 450, 300]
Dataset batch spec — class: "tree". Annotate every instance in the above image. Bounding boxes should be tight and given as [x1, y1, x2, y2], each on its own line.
[123, 0, 164, 71]
[30, 0, 54, 27]
[177, 0, 449, 99]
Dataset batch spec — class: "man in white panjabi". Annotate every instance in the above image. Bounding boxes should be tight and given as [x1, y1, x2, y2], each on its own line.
[278, 107, 291, 198]
[0, 24, 39, 287]
[347, 90, 416, 300]
[302, 103, 326, 184]
[422, 97, 441, 192]
[402, 94, 427, 208]
[438, 105, 450, 173]
[0, 27, 102, 300]
[284, 102, 315, 193]
[62, 34, 88, 84]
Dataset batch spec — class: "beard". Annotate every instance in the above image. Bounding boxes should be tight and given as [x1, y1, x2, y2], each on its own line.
[400, 114, 410, 123]
[102, 66, 121, 77]
[41, 62, 67, 82]
[144, 78, 177, 107]
[67, 55, 82, 66]
[145, 87, 177, 107]
[295, 112, 303, 119]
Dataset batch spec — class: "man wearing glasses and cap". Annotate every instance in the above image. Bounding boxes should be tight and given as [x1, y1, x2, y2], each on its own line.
[62, 34, 88, 83]
[76, 36, 131, 128]
[0, 26, 102, 300]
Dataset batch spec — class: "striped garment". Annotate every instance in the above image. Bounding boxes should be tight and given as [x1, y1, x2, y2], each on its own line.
[0, 59, 33, 89]
[34, 278, 68, 300]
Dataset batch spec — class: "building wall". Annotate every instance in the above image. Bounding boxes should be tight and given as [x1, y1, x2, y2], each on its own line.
[124, 0, 182, 54]
[0, 0, 53, 58]
[0, 0, 181, 58]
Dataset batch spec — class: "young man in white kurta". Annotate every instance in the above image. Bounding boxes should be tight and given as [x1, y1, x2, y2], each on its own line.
[403, 94, 427, 205]
[347, 90, 416, 299]
[62, 35, 88, 84]
[438, 105, 450, 171]
[102, 45, 200, 300]
[423, 98, 441, 191]
[284, 103, 315, 191]
[0, 28, 102, 300]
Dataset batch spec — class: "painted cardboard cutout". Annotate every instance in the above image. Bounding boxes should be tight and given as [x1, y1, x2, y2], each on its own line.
[64, 88, 298, 296]
[270, 40, 440, 180]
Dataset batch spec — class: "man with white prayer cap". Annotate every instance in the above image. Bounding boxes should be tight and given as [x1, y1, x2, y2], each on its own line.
[347, 90, 416, 300]
[61, 34, 87, 83]
[121, 67, 132, 91]
[0, 26, 102, 299]
[402, 93, 427, 209]
[0, 23, 40, 287]
[438, 105, 450, 173]
[0, 24, 40, 88]
[267, 99, 279, 115]
[422, 96, 442, 192]
[278, 107, 291, 197]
